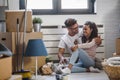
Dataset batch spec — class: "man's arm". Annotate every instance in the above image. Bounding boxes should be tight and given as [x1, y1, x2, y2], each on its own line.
[58, 48, 67, 64]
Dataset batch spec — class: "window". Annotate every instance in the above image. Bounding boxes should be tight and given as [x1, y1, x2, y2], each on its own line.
[27, 0, 53, 9]
[61, 0, 88, 9]
[20, 0, 96, 15]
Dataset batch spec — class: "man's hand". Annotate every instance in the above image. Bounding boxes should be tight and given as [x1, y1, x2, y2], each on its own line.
[71, 45, 78, 52]
[74, 39, 78, 45]
[94, 36, 102, 46]
[58, 48, 67, 64]
[59, 56, 67, 64]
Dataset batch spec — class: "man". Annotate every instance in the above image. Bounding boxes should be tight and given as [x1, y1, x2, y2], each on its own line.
[58, 18, 101, 74]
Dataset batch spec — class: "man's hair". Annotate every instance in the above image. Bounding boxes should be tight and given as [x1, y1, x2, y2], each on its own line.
[64, 18, 77, 28]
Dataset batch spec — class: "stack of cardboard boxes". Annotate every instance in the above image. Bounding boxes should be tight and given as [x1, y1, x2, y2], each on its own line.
[0, 10, 45, 79]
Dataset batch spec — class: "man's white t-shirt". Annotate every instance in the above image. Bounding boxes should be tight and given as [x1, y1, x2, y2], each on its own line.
[58, 30, 82, 54]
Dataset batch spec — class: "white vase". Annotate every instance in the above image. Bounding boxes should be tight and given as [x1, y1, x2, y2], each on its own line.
[33, 23, 41, 32]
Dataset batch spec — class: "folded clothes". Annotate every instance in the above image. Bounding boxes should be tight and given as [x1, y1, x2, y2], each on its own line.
[107, 57, 120, 66]
[0, 43, 12, 56]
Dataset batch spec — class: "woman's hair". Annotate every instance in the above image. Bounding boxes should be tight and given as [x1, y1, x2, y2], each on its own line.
[64, 18, 77, 28]
[82, 21, 98, 43]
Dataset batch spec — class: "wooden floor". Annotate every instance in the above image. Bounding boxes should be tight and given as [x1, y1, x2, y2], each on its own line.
[31, 71, 110, 80]
[9, 75, 22, 80]
[68, 71, 109, 80]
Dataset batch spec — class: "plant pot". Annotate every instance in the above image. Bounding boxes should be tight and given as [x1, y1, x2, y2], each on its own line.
[33, 23, 41, 32]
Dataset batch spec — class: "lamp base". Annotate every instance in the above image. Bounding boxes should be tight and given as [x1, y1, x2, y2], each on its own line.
[13, 70, 31, 80]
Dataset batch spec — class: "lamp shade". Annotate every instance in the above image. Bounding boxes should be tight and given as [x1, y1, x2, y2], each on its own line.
[25, 39, 48, 56]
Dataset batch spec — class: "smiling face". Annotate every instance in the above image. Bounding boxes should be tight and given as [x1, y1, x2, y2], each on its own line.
[68, 23, 79, 36]
[64, 18, 79, 36]
[83, 25, 93, 38]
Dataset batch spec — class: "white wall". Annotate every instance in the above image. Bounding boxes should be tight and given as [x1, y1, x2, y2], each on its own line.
[9, 0, 19, 10]
[9, 0, 120, 58]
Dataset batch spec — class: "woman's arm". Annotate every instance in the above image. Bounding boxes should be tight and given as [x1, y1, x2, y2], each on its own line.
[77, 39, 96, 48]
[71, 39, 95, 52]
[76, 36, 101, 49]
[71, 36, 102, 51]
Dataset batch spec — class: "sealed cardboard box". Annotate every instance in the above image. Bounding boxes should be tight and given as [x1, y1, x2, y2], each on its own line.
[0, 57, 12, 80]
[5, 10, 32, 32]
[116, 38, 120, 55]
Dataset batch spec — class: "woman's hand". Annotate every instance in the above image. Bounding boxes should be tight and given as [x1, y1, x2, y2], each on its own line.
[94, 36, 102, 46]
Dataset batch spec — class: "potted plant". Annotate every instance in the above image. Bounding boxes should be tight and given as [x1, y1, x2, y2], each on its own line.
[33, 17, 43, 32]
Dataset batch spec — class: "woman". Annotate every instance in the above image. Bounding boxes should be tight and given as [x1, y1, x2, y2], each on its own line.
[60, 21, 102, 74]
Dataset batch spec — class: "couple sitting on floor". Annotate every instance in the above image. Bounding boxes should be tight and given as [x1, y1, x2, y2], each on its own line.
[56, 18, 102, 74]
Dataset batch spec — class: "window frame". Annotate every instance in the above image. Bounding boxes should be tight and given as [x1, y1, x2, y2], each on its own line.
[20, 0, 96, 15]
[32, 0, 57, 15]
[57, 0, 93, 14]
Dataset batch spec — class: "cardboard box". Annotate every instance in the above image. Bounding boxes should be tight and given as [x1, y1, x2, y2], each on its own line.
[5, 10, 32, 32]
[0, 57, 12, 80]
[0, 32, 43, 54]
[116, 38, 120, 55]
[24, 56, 46, 72]
[0, 32, 43, 72]
[0, 32, 15, 53]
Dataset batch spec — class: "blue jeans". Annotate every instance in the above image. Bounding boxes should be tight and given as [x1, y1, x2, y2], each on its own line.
[69, 48, 95, 73]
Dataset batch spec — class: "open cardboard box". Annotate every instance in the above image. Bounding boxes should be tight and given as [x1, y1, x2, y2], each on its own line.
[5, 10, 32, 32]
[0, 56, 12, 80]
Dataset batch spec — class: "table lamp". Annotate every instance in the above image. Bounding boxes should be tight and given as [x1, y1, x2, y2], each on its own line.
[25, 39, 48, 79]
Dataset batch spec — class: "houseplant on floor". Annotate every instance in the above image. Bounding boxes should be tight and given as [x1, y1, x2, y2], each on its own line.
[33, 17, 43, 32]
